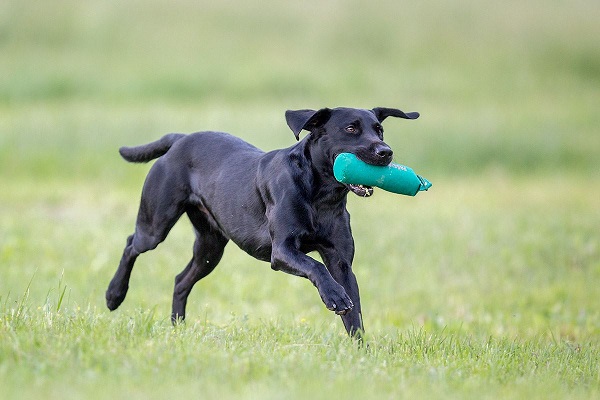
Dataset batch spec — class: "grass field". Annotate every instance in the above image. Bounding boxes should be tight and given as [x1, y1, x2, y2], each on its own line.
[1, 0, 599, 399]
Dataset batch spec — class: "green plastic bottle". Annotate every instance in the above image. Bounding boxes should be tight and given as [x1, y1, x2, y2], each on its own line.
[333, 153, 432, 196]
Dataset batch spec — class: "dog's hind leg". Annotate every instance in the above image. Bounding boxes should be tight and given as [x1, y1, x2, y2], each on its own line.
[106, 234, 140, 311]
[106, 163, 187, 311]
[171, 207, 228, 324]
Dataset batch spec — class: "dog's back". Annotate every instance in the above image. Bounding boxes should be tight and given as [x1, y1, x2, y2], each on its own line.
[127, 132, 274, 258]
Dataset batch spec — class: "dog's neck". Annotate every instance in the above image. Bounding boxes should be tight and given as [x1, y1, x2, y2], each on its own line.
[299, 136, 349, 206]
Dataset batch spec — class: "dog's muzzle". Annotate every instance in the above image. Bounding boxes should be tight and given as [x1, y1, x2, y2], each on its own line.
[345, 145, 392, 197]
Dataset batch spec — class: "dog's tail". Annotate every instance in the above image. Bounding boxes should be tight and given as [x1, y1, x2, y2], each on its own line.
[119, 133, 186, 163]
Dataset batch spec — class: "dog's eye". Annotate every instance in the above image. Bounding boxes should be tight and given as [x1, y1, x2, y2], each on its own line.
[345, 125, 357, 134]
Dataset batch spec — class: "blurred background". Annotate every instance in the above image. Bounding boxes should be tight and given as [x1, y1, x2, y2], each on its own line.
[0, 0, 599, 335]
[2, 0, 598, 176]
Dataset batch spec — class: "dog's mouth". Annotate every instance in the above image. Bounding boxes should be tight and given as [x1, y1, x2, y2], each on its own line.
[347, 184, 374, 198]
[332, 152, 375, 197]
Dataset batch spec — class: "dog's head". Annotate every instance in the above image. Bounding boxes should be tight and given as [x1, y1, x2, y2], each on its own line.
[285, 107, 419, 197]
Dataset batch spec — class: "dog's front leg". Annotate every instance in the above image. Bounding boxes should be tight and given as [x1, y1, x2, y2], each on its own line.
[270, 240, 355, 316]
[331, 266, 363, 337]
[319, 249, 364, 338]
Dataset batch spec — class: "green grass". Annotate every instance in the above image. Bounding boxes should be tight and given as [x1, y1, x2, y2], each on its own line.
[1, 175, 598, 399]
[1, 306, 598, 400]
[1, 0, 600, 398]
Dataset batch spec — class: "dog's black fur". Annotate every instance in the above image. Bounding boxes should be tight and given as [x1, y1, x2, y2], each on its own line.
[105, 107, 419, 337]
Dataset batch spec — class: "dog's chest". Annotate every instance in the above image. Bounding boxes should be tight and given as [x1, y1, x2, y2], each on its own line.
[302, 204, 349, 242]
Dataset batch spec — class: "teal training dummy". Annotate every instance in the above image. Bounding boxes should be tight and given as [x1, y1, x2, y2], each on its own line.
[333, 153, 432, 197]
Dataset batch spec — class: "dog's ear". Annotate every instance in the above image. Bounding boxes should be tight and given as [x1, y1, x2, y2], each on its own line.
[285, 108, 332, 140]
[372, 107, 420, 122]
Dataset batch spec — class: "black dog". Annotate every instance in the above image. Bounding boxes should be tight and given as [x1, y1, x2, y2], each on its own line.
[106, 107, 419, 337]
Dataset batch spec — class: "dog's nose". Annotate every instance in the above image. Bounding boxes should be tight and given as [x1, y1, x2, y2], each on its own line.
[374, 145, 393, 161]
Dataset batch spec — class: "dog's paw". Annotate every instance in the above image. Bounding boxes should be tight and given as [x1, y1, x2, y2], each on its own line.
[105, 287, 127, 311]
[321, 282, 354, 315]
